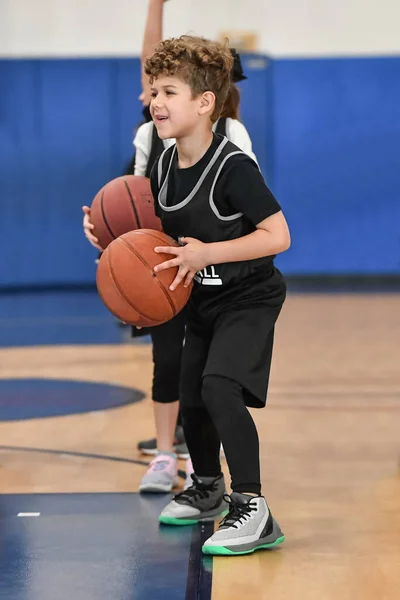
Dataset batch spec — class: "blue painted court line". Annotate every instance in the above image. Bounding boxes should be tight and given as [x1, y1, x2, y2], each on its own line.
[185, 523, 214, 600]
[0, 493, 212, 600]
[0, 378, 145, 421]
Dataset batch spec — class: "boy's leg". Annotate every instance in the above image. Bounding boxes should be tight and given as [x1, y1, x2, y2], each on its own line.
[179, 325, 221, 478]
[139, 312, 186, 493]
[138, 311, 188, 457]
[200, 305, 285, 555]
[201, 300, 283, 490]
[158, 324, 228, 524]
[178, 324, 224, 484]
[201, 374, 261, 494]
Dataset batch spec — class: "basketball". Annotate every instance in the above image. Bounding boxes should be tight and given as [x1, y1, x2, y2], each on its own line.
[90, 175, 161, 249]
[96, 229, 193, 327]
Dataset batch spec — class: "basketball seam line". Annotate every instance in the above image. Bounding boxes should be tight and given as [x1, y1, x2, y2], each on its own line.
[100, 248, 166, 325]
[96, 254, 125, 319]
[96, 257, 117, 318]
[100, 189, 116, 239]
[133, 230, 191, 305]
[119, 236, 178, 319]
[123, 178, 142, 229]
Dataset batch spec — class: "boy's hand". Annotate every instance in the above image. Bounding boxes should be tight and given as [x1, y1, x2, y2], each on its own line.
[82, 206, 104, 251]
[154, 237, 210, 291]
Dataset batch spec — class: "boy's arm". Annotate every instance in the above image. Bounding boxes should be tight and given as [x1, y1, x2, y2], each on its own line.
[206, 154, 290, 261]
[204, 211, 290, 265]
[154, 212, 290, 290]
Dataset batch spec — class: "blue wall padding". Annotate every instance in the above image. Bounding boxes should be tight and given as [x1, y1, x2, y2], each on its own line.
[0, 55, 399, 286]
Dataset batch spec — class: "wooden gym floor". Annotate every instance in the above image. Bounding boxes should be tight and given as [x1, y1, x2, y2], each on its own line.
[0, 288, 399, 599]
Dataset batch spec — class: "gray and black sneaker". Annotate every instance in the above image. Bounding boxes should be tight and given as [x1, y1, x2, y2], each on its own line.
[137, 425, 189, 459]
[159, 473, 228, 525]
[202, 492, 285, 556]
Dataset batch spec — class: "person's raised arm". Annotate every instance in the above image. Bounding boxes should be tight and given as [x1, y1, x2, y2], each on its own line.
[140, 0, 168, 103]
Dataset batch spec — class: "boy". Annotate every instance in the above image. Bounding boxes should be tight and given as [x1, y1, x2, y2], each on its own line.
[83, 1, 258, 495]
[144, 35, 290, 556]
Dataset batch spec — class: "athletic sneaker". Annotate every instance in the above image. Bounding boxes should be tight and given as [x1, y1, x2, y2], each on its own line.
[159, 473, 228, 525]
[184, 458, 194, 490]
[137, 425, 189, 459]
[202, 492, 285, 556]
[139, 453, 179, 493]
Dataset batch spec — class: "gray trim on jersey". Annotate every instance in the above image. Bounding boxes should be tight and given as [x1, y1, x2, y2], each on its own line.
[209, 151, 244, 221]
[156, 120, 224, 189]
[157, 138, 229, 212]
[157, 138, 244, 220]
[157, 146, 172, 189]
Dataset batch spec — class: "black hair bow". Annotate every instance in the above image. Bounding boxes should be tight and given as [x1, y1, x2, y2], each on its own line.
[230, 48, 247, 83]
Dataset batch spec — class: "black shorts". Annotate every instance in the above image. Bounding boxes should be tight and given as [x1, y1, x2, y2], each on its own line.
[149, 310, 186, 404]
[180, 268, 286, 409]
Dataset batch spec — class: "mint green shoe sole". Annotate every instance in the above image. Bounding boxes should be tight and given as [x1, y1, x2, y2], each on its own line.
[202, 535, 285, 556]
[159, 509, 228, 526]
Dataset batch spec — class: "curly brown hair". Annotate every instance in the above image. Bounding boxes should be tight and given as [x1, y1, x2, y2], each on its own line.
[144, 35, 234, 123]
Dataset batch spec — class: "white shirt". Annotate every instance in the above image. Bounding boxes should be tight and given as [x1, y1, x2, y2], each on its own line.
[132, 118, 258, 177]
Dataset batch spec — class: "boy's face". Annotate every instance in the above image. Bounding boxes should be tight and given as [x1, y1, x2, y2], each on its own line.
[150, 75, 207, 139]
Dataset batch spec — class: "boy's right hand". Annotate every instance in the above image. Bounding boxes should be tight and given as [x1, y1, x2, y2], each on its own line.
[82, 206, 103, 251]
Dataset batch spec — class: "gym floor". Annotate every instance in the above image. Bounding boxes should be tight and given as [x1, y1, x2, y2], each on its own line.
[0, 286, 399, 600]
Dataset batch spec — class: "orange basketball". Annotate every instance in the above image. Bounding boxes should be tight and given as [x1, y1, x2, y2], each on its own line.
[90, 175, 161, 249]
[96, 229, 192, 327]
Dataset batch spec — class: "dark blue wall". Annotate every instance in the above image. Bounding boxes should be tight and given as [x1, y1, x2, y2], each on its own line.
[271, 56, 400, 274]
[0, 55, 399, 287]
[0, 59, 143, 286]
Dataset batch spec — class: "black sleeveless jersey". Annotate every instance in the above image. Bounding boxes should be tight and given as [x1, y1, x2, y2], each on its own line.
[144, 118, 228, 178]
[152, 134, 274, 290]
[126, 114, 228, 177]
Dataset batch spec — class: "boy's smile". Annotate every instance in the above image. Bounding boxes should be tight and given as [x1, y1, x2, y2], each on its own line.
[150, 76, 209, 139]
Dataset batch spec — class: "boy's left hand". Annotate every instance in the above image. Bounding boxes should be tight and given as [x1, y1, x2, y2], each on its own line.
[154, 237, 210, 291]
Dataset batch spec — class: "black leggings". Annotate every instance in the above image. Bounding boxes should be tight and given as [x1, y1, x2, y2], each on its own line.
[150, 311, 185, 404]
[181, 374, 261, 495]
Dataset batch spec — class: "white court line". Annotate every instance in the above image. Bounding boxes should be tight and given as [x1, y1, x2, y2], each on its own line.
[17, 512, 41, 517]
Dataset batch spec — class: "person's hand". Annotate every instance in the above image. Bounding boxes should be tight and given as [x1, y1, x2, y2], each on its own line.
[154, 237, 210, 290]
[82, 206, 103, 251]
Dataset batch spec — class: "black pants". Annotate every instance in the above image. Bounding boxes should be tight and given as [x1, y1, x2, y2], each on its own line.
[179, 270, 286, 495]
[150, 311, 186, 404]
[181, 375, 261, 495]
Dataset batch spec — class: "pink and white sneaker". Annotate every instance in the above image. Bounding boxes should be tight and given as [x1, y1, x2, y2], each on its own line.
[139, 453, 179, 493]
